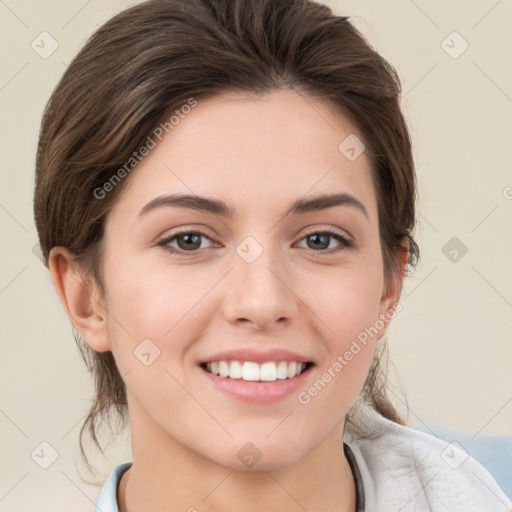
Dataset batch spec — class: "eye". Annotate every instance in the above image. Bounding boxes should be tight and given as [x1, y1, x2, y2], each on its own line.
[157, 228, 354, 257]
[297, 229, 354, 253]
[157, 230, 215, 256]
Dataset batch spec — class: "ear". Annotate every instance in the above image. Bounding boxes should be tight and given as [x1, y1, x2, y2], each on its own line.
[48, 246, 112, 352]
[376, 239, 409, 340]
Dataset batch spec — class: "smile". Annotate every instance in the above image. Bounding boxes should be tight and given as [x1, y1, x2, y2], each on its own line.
[202, 360, 312, 382]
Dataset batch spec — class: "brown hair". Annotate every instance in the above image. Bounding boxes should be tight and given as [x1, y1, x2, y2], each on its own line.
[34, 0, 419, 479]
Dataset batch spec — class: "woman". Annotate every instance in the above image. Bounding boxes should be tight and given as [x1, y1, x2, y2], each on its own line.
[33, 0, 512, 510]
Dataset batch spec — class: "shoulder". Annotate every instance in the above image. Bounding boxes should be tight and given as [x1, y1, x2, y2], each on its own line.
[344, 404, 512, 512]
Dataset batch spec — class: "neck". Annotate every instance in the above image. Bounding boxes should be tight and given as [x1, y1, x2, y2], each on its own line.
[118, 402, 356, 512]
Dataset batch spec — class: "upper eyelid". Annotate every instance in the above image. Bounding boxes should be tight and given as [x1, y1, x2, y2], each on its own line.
[158, 226, 351, 239]
[158, 227, 353, 248]
[300, 226, 351, 239]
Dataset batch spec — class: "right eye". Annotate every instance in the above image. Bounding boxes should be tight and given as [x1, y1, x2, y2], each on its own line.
[157, 230, 216, 256]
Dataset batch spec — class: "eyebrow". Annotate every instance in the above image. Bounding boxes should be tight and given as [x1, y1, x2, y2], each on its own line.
[138, 192, 369, 221]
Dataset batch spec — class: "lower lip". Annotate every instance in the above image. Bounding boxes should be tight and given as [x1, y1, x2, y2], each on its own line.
[199, 365, 313, 403]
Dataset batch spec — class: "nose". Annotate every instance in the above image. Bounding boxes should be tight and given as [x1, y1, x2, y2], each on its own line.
[222, 242, 298, 331]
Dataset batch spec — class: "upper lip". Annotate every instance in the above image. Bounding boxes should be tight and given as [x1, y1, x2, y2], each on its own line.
[200, 348, 314, 365]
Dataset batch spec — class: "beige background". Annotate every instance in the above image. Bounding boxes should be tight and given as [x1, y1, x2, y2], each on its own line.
[1, 0, 511, 509]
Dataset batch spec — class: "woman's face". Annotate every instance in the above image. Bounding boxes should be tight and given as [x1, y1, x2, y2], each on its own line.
[93, 89, 403, 470]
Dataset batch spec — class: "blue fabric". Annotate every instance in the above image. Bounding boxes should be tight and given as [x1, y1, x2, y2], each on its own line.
[410, 422, 512, 500]
[94, 462, 132, 512]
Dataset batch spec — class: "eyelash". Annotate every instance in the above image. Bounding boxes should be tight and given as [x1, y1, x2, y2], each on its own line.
[157, 229, 355, 257]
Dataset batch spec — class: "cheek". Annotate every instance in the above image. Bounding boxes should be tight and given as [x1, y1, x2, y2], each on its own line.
[101, 264, 197, 422]
[304, 267, 383, 393]
[103, 259, 217, 389]
[310, 265, 384, 343]
[105, 259, 201, 338]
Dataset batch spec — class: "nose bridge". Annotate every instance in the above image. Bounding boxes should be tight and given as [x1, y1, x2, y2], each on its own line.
[224, 234, 297, 328]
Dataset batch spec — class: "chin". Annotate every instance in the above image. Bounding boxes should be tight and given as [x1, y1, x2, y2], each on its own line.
[222, 453, 305, 473]
[202, 437, 310, 473]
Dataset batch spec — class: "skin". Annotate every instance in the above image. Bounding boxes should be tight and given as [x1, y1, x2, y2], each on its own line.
[49, 88, 408, 512]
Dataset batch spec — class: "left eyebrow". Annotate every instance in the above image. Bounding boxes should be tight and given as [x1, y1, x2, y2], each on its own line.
[137, 192, 369, 221]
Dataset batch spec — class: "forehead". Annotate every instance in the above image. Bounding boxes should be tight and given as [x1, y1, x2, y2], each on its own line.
[110, 89, 377, 222]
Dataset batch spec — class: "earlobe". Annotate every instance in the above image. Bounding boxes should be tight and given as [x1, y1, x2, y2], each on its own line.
[48, 246, 111, 352]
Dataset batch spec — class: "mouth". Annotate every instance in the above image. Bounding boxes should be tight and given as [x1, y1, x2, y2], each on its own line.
[198, 348, 316, 402]
[199, 360, 314, 382]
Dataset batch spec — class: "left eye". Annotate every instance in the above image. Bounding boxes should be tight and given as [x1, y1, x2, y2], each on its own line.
[297, 230, 353, 252]
[157, 229, 353, 256]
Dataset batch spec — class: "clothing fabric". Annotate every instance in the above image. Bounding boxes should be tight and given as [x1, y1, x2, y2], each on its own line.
[94, 461, 132, 512]
[94, 404, 512, 511]
[344, 404, 512, 511]
[344, 442, 365, 512]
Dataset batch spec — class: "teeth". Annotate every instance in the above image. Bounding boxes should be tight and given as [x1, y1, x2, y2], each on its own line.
[229, 360, 243, 379]
[260, 362, 276, 381]
[243, 361, 260, 381]
[276, 361, 288, 379]
[204, 360, 309, 381]
[218, 361, 229, 378]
